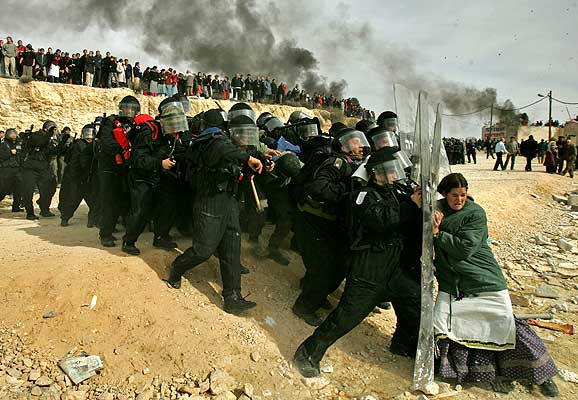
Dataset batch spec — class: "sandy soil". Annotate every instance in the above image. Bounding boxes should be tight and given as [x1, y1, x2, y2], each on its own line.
[1, 153, 577, 400]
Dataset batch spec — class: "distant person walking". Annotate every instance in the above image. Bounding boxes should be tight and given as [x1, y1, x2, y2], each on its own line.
[493, 137, 507, 171]
[520, 135, 538, 172]
[503, 136, 519, 170]
[561, 138, 576, 178]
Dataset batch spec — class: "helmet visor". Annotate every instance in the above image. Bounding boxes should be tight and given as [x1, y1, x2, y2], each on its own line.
[394, 150, 413, 169]
[339, 131, 370, 158]
[119, 103, 140, 118]
[297, 123, 319, 139]
[230, 125, 259, 146]
[371, 131, 399, 150]
[380, 117, 398, 132]
[81, 127, 96, 140]
[160, 114, 189, 135]
[228, 109, 256, 123]
[264, 117, 284, 133]
[370, 160, 406, 185]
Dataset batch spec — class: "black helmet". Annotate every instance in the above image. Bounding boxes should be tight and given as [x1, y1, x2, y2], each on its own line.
[81, 124, 96, 140]
[376, 111, 398, 131]
[257, 112, 274, 128]
[296, 118, 320, 141]
[366, 127, 399, 150]
[5, 128, 18, 139]
[119, 95, 141, 118]
[203, 109, 227, 130]
[288, 110, 312, 124]
[365, 147, 405, 185]
[229, 115, 259, 147]
[160, 101, 188, 135]
[229, 103, 256, 122]
[42, 120, 57, 132]
[274, 153, 302, 178]
[328, 122, 347, 136]
[355, 119, 377, 133]
[171, 94, 191, 113]
[333, 128, 371, 159]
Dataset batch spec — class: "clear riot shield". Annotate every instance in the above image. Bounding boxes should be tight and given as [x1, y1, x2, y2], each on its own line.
[394, 83, 418, 161]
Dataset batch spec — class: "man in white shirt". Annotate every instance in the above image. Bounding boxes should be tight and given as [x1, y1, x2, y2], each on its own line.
[493, 137, 507, 171]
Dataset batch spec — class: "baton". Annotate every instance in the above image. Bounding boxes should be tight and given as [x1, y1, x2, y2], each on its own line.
[249, 175, 263, 212]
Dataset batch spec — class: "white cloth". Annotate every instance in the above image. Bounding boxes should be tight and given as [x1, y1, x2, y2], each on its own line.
[434, 289, 516, 351]
[48, 64, 60, 78]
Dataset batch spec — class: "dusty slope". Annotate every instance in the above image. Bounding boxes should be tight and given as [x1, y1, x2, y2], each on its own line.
[1, 155, 578, 400]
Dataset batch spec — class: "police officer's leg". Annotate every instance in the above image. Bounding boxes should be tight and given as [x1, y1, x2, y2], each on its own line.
[98, 171, 120, 243]
[21, 168, 37, 218]
[11, 172, 23, 211]
[266, 188, 293, 265]
[386, 267, 422, 357]
[153, 176, 179, 247]
[123, 180, 156, 254]
[85, 178, 101, 227]
[37, 168, 57, 216]
[294, 278, 382, 377]
[58, 171, 83, 224]
[174, 186, 193, 236]
[166, 193, 229, 288]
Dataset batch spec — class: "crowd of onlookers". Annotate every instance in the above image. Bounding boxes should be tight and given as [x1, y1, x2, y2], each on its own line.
[0, 35, 375, 120]
[531, 120, 563, 127]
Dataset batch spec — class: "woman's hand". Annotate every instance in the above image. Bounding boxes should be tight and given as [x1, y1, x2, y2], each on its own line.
[433, 210, 444, 236]
[410, 186, 422, 208]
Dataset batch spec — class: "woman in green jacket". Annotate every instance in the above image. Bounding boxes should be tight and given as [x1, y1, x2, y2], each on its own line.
[432, 173, 559, 397]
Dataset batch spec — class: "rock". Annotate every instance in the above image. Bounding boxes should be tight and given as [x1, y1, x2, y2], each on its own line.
[28, 370, 41, 381]
[558, 238, 575, 252]
[142, 367, 150, 375]
[35, 375, 53, 387]
[5, 375, 20, 385]
[43, 311, 56, 319]
[534, 234, 551, 246]
[301, 376, 330, 390]
[61, 390, 88, 400]
[455, 384, 463, 391]
[250, 352, 261, 362]
[177, 386, 199, 396]
[552, 194, 568, 204]
[436, 381, 452, 393]
[98, 393, 115, 400]
[558, 262, 577, 269]
[320, 364, 334, 373]
[360, 395, 379, 400]
[23, 358, 33, 368]
[6, 368, 22, 378]
[510, 292, 532, 307]
[559, 369, 578, 384]
[31, 386, 43, 397]
[135, 388, 153, 400]
[535, 284, 561, 298]
[568, 193, 578, 206]
[555, 302, 569, 312]
[421, 381, 439, 396]
[198, 379, 210, 393]
[213, 391, 237, 400]
[209, 369, 236, 395]
[238, 395, 252, 400]
[241, 383, 254, 397]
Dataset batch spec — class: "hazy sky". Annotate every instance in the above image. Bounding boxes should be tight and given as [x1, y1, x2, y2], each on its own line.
[1, 0, 577, 136]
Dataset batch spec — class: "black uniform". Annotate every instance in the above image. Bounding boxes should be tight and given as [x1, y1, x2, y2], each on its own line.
[292, 153, 354, 318]
[97, 116, 131, 242]
[58, 139, 100, 225]
[0, 138, 23, 210]
[167, 128, 253, 305]
[294, 183, 422, 376]
[20, 130, 60, 218]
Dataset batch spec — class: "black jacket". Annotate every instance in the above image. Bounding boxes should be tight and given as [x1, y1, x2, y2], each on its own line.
[21, 131, 59, 171]
[0, 140, 22, 169]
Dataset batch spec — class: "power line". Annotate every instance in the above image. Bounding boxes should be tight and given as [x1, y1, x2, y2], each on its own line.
[551, 96, 578, 105]
[442, 95, 547, 117]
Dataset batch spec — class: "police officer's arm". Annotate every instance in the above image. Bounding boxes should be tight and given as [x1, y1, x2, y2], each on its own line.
[99, 118, 124, 154]
[132, 128, 163, 174]
[305, 160, 346, 204]
[204, 136, 250, 167]
[0, 143, 11, 161]
[355, 191, 421, 234]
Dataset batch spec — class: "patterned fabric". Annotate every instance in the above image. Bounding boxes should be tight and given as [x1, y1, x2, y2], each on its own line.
[437, 319, 557, 385]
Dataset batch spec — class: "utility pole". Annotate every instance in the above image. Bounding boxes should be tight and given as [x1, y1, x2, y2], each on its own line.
[488, 103, 494, 140]
[548, 90, 552, 142]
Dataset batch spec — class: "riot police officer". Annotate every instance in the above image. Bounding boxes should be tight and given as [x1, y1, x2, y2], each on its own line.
[292, 129, 370, 326]
[98, 95, 140, 247]
[293, 147, 422, 378]
[21, 121, 64, 220]
[58, 124, 100, 227]
[0, 128, 23, 212]
[164, 113, 263, 315]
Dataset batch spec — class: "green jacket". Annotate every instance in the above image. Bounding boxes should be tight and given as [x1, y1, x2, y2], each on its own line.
[434, 198, 507, 296]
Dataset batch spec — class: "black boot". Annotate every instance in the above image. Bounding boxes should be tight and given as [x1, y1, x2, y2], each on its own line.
[12, 207, 24, 213]
[122, 241, 141, 256]
[240, 264, 250, 275]
[164, 269, 182, 289]
[223, 292, 256, 314]
[268, 248, 290, 266]
[100, 236, 116, 247]
[26, 214, 39, 220]
[60, 218, 69, 227]
[293, 343, 321, 378]
[539, 380, 560, 398]
[292, 303, 323, 327]
[40, 210, 56, 218]
[153, 236, 178, 249]
[377, 301, 392, 310]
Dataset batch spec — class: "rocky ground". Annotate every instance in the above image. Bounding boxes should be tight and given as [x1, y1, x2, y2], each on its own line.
[1, 154, 578, 400]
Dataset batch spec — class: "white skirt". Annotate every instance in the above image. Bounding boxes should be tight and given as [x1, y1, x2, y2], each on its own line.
[434, 289, 516, 351]
[48, 64, 60, 78]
